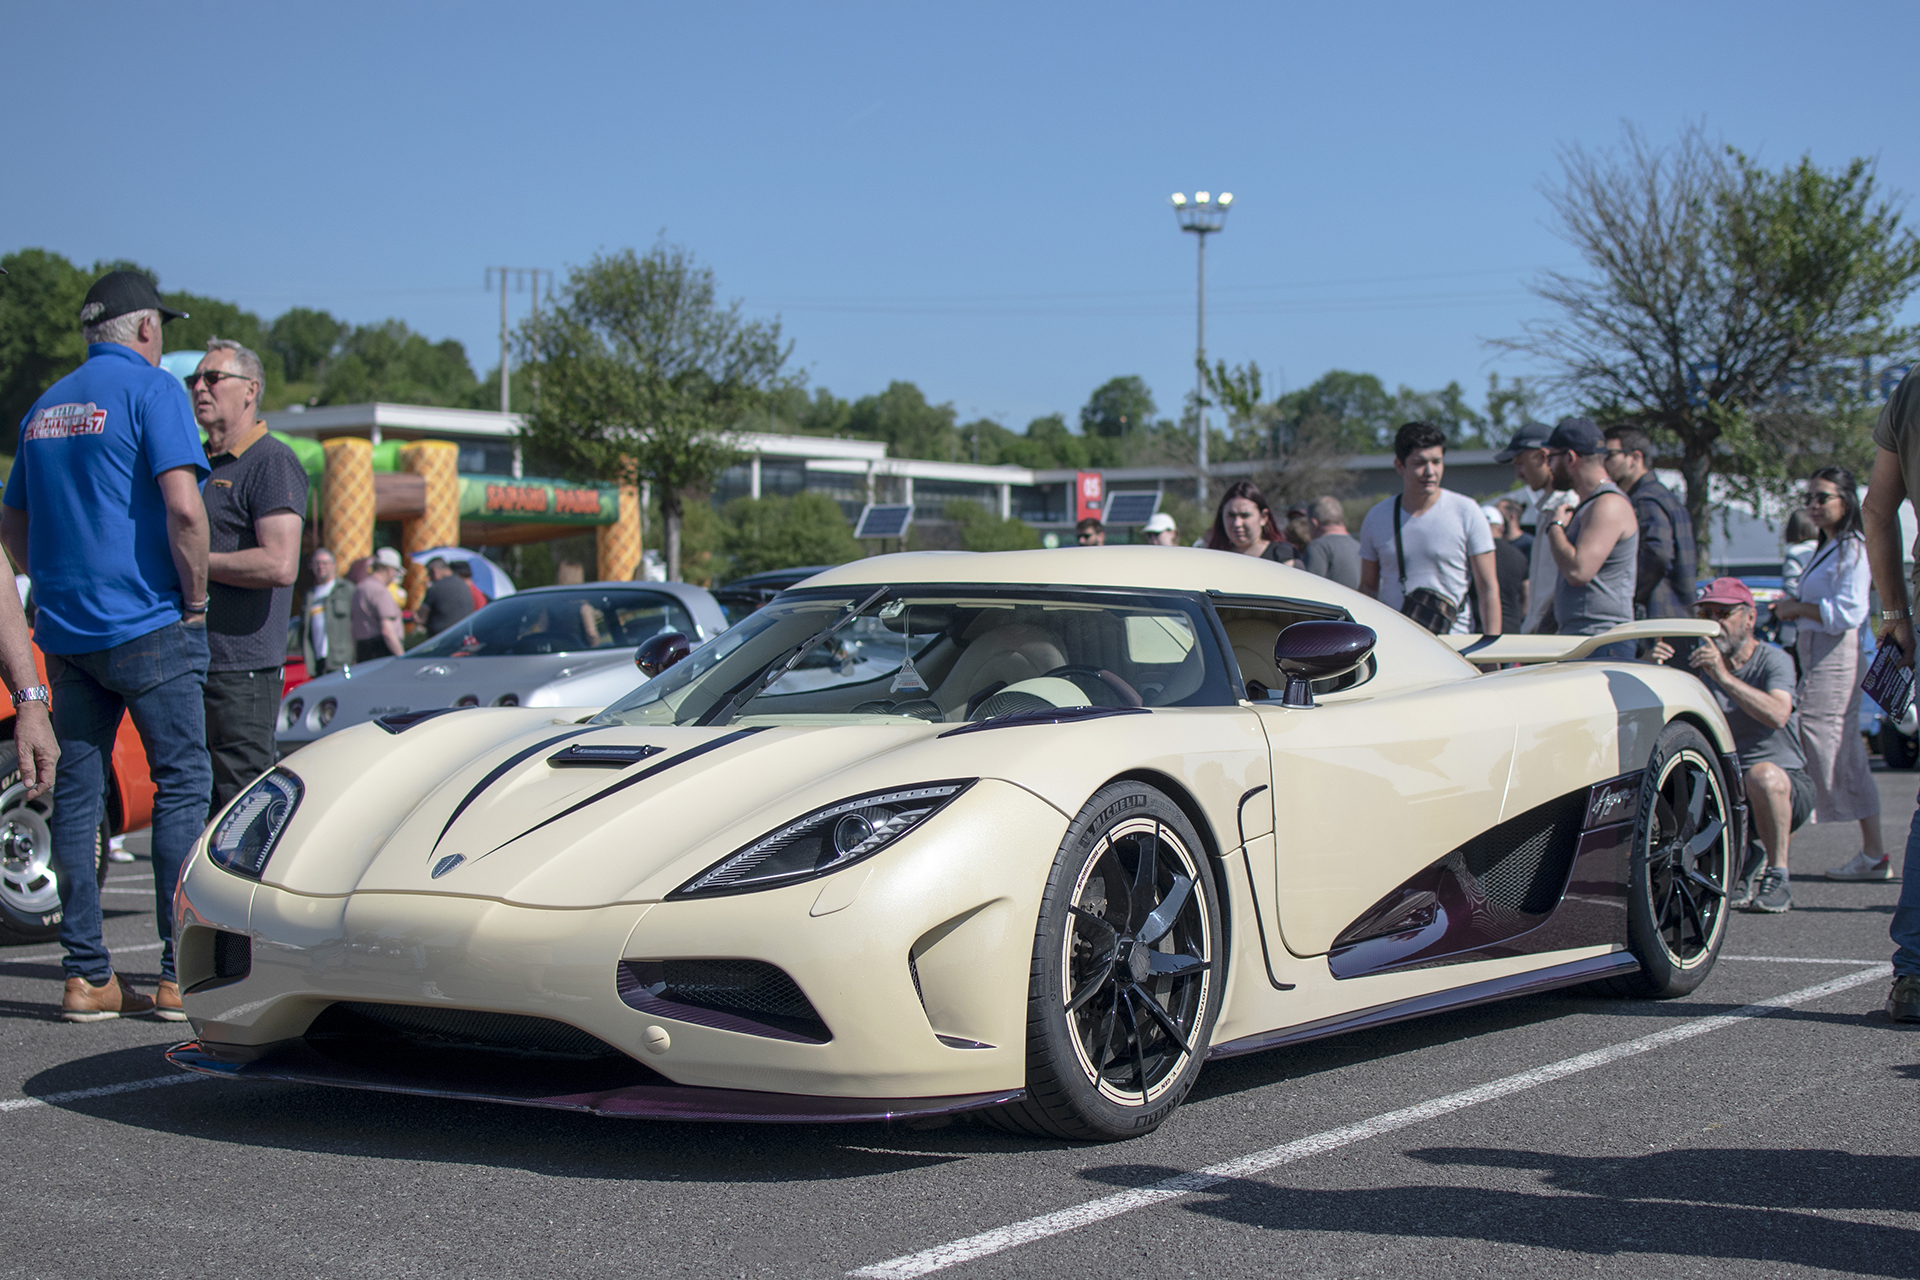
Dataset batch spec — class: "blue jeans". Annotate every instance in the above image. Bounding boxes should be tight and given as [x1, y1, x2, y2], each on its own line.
[1897, 790, 1920, 977]
[1580, 639, 1639, 662]
[48, 621, 211, 983]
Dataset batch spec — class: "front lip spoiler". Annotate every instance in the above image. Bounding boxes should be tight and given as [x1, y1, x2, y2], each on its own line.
[163, 1039, 1023, 1124]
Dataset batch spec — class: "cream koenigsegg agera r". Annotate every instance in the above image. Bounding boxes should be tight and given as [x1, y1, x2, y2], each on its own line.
[168, 548, 1739, 1141]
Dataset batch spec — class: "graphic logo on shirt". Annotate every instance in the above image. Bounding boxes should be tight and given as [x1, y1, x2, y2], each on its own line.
[21, 402, 108, 441]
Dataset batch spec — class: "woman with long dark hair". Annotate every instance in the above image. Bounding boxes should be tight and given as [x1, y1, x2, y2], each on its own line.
[1205, 481, 1293, 563]
[1771, 465, 1886, 883]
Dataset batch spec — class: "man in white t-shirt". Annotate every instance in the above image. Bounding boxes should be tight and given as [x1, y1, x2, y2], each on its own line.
[1358, 422, 1501, 634]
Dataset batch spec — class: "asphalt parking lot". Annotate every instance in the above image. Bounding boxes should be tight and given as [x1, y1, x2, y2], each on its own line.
[3, 772, 1914, 1280]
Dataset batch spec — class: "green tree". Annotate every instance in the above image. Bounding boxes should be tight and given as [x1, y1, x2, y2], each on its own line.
[319, 319, 480, 406]
[270, 307, 349, 384]
[0, 248, 90, 454]
[944, 499, 1041, 551]
[1500, 122, 1920, 535]
[846, 381, 960, 460]
[1484, 372, 1544, 439]
[719, 492, 862, 577]
[1080, 376, 1157, 439]
[517, 243, 791, 581]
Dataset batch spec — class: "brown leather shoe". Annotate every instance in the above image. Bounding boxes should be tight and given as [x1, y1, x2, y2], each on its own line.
[60, 973, 155, 1022]
[152, 979, 187, 1022]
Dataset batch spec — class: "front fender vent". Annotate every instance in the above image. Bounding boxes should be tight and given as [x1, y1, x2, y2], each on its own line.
[618, 959, 830, 1044]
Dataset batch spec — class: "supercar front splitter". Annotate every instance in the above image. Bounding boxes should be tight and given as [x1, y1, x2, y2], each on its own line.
[165, 1040, 1023, 1124]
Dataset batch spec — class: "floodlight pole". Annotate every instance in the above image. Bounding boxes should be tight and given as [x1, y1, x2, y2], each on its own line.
[1170, 192, 1231, 508]
[485, 266, 549, 415]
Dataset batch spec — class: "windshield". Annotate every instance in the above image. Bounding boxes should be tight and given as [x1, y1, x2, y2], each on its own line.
[593, 587, 1231, 727]
[407, 589, 696, 658]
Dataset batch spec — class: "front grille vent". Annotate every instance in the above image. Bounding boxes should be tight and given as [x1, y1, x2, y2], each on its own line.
[307, 1002, 624, 1061]
[212, 930, 251, 981]
[618, 959, 830, 1043]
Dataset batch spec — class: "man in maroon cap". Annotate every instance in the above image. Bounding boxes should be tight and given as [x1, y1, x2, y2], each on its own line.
[1650, 577, 1812, 913]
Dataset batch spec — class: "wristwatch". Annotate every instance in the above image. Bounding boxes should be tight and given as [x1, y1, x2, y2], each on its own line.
[1882, 608, 1912, 622]
[10, 685, 49, 711]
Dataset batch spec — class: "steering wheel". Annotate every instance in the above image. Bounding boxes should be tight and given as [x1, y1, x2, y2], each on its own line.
[1039, 665, 1143, 708]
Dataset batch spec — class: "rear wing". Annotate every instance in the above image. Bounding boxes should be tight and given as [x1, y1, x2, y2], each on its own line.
[1440, 618, 1719, 666]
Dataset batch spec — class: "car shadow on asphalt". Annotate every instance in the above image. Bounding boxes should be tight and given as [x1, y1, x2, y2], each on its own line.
[19, 1043, 1045, 1179]
[1186, 991, 1606, 1105]
[1078, 1148, 1920, 1276]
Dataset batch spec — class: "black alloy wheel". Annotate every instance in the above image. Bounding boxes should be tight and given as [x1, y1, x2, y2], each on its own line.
[985, 781, 1220, 1141]
[1598, 722, 1733, 998]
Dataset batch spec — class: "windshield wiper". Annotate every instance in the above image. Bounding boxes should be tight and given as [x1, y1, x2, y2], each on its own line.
[697, 586, 890, 727]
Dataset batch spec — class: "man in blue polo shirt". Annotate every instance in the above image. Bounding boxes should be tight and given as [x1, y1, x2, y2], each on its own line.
[0, 270, 212, 1023]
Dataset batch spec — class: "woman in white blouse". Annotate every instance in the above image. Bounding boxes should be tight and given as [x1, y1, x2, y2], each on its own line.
[1771, 466, 1887, 880]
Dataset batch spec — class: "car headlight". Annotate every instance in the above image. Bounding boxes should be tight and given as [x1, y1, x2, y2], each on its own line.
[281, 698, 303, 730]
[672, 780, 974, 898]
[208, 769, 302, 879]
[315, 697, 337, 727]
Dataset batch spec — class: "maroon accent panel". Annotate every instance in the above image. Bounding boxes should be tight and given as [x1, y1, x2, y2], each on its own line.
[163, 1040, 1022, 1124]
[1583, 773, 1640, 829]
[1207, 950, 1640, 1061]
[1327, 776, 1641, 980]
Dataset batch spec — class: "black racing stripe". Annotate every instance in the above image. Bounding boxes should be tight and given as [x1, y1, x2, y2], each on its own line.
[481, 727, 768, 856]
[432, 727, 599, 852]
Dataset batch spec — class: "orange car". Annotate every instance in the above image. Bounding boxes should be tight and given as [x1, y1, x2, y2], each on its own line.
[0, 645, 154, 944]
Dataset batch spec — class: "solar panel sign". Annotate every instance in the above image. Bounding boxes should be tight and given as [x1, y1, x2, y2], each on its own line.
[1103, 490, 1162, 527]
[853, 503, 915, 540]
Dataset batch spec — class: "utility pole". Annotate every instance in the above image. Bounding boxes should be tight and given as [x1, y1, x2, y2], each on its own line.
[1168, 192, 1232, 508]
[483, 267, 550, 414]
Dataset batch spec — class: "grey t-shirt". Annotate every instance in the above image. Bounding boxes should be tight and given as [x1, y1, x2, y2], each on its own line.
[1708, 640, 1805, 772]
[204, 428, 309, 672]
[1873, 364, 1920, 571]
[1302, 532, 1362, 590]
[1357, 489, 1494, 635]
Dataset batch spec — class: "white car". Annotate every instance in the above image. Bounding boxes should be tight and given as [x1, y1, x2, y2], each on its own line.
[276, 582, 728, 749]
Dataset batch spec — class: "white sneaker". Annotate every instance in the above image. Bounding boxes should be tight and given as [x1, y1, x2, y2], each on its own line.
[1826, 851, 1892, 881]
[106, 836, 133, 865]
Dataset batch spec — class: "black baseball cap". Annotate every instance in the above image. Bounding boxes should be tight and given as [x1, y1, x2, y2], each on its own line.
[1493, 421, 1552, 463]
[1546, 416, 1606, 455]
[79, 270, 187, 327]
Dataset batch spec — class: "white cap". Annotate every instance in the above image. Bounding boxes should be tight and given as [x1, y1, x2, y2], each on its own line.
[1142, 512, 1177, 534]
[374, 547, 403, 570]
[1480, 504, 1505, 526]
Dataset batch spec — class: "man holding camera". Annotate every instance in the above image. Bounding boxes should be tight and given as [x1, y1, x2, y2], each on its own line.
[1649, 577, 1811, 915]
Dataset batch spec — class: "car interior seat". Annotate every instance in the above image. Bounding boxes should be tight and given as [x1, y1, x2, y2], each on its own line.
[935, 622, 1067, 713]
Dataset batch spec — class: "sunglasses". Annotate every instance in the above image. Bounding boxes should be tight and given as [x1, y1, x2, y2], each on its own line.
[183, 370, 256, 389]
[1694, 603, 1748, 620]
[1801, 490, 1842, 506]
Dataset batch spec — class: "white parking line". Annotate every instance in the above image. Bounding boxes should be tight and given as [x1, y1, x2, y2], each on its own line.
[0, 1072, 204, 1114]
[849, 964, 1891, 1280]
[0, 942, 164, 967]
[100, 887, 153, 895]
[1722, 954, 1886, 964]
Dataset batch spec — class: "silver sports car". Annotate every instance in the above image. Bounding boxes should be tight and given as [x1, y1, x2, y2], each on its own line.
[276, 581, 728, 749]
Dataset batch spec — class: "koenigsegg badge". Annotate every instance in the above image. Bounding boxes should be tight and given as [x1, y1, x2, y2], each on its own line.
[431, 853, 466, 878]
[1583, 777, 1639, 829]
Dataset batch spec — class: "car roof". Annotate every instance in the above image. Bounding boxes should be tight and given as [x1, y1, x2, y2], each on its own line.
[801, 547, 1351, 605]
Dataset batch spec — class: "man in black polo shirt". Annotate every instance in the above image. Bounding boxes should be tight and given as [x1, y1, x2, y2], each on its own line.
[190, 339, 307, 811]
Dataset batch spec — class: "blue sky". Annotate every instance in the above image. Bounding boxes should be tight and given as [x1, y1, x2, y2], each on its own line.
[5, 1, 1915, 430]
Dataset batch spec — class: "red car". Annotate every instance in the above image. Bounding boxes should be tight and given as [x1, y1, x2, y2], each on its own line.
[0, 644, 154, 945]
